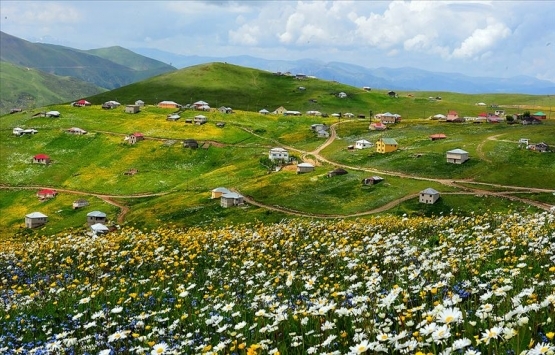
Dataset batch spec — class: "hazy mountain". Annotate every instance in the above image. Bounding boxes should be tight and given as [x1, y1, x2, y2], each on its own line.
[132, 48, 555, 95]
[0, 32, 176, 90]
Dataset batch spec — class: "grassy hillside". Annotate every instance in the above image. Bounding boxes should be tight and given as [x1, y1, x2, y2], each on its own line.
[0, 62, 553, 236]
[0, 61, 105, 115]
[0, 31, 176, 90]
[88, 62, 555, 118]
[84, 46, 174, 73]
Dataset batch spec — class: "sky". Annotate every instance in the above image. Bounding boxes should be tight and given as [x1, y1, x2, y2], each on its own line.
[1, 0, 555, 82]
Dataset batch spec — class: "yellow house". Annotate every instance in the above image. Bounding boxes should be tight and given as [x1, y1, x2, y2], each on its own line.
[376, 138, 398, 153]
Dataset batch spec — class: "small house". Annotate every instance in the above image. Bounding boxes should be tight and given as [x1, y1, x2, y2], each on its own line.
[306, 110, 322, 116]
[369, 122, 387, 131]
[194, 115, 207, 125]
[193, 101, 209, 110]
[25, 212, 48, 228]
[530, 142, 549, 152]
[362, 176, 384, 185]
[419, 188, 440, 204]
[446, 111, 459, 121]
[10, 108, 22, 114]
[376, 138, 398, 154]
[355, 139, 373, 149]
[446, 149, 469, 164]
[45, 111, 61, 118]
[73, 99, 91, 107]
[388, 91, 397, 97]
[87, 211, 107, 226]
[101, 101, 120, 109]
[72, 199, 89, 209]
[167, 114, 181, 121]
[429, 133, 447, 141]
[125, 132, 144, 144]
[269, 147, 289, 161]
[259, 109, 270, 115]
[363, 86, 371, 91]
[13, 127, 24, 136]
[432, 114, 446, 120]
[327, 168, 348, 178]
[91, 223, 109, 235]
[216, 122, 225, 128]
[125, 105, 140, 114]
[220, 192, 244, 208]
[158, 101, 181, 109]
[211, 187, 231, 199]
[344, 112, 355, 118]
[37, 189, 57, 200]
[284, 110, 301, 116]
[135, 100, 145, 107]
[378, 112, 401, 124]
[297, 162, 315, 174]
[67, 127, 87, 135]
[33, 154, 50, 164]
[273, 106, 287, 115]
[337, 92, 347, 98]
[218, 106, 233, 114]
[183, 139, 199, 149]
[495, 110, 505, 116]
[532, 111, 547, 120]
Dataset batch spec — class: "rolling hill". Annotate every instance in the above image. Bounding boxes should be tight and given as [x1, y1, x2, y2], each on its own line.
[0, 32, 176, 89]
[0, 61, 105, 115]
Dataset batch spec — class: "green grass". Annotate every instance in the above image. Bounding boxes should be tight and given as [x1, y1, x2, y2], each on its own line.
[1, 63, 554, 236]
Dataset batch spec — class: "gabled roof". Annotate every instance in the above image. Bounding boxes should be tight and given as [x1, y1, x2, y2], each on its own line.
[259, 109, 269, 113]
[26, 212, 47, 218]
[270, 147, 288, 152]
[87, 211, 106, 218]
[212, 187, 231, 193]
[421, 188, 439, 195]
[34, 154, 49, 159]
[221, 192, 242, 199]
[193, 100, 208, 105]
[379, 138, 398, 145]
[447, 148, 468, 154]
[298, 163, 314, 168]
[37, 189, 56, 195]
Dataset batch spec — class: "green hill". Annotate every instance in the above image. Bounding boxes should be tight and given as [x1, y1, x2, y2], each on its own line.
[88, 62, 554, 118]
[0, 62, 554, 236]
[0, 31, 176, 90]
[0, 61, 105, 115]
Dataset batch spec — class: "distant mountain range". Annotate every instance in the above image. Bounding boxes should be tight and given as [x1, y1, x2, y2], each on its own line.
[132, 48, 555, 95]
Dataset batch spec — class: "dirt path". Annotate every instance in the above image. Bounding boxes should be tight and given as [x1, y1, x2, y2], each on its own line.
[1, 185, 168, 224]
[4, 123, 554, 224]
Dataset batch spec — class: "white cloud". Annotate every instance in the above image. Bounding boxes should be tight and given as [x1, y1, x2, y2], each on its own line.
[229, 24, 260, 46]
[452, 19, 511, 58]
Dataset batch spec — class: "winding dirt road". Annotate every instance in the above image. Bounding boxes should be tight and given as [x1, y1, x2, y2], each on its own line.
[3, 122, 554, 223]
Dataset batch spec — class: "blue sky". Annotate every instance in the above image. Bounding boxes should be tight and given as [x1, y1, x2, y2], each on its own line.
[1, 0, 554, 82]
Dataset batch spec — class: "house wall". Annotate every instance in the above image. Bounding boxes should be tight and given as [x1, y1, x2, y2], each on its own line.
[25, 217, 47, 228]
[87, 216, 107, 226]
[125, 105, 140, 113]
[419, 193, 439, 204]
[33, 158, 50, 164]
[297, 167, 314, 174]
[376, 142, 397, 153]
[446, 153, 468, 164]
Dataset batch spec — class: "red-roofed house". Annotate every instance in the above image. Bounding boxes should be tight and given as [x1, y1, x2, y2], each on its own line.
[33, 154, 50, 164]
[429, 133, 447, 141]
[125, 132, 144, 144]
[37, 189, 57, 199]
[446, 111, 463, 122]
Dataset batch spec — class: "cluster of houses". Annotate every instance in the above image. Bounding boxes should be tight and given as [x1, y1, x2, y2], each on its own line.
[211, 187, 244, 208]
[25, 194, 110, 234]
[431, 110, 547, 124]
[520, 138, 550, 152]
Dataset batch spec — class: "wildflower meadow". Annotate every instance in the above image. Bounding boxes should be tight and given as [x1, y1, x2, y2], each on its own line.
[1, 212, 554, 355]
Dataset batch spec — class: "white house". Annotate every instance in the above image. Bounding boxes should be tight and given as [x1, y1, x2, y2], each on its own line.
[355, 139, 373, 149]
[269, 147, 289, 161]
[220, 192, 244, 208]
[25, 212, 48, 228]
[91, 223, 109, 235]
[338, 92, 347, 98]
[419, 188, 440, 204]
[194, 115, 207, 125]
[446, 149, 469, 164]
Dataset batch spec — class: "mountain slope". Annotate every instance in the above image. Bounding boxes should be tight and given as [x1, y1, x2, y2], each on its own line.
[0, 32, 176, 90]
[0, 61, 105, 115]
